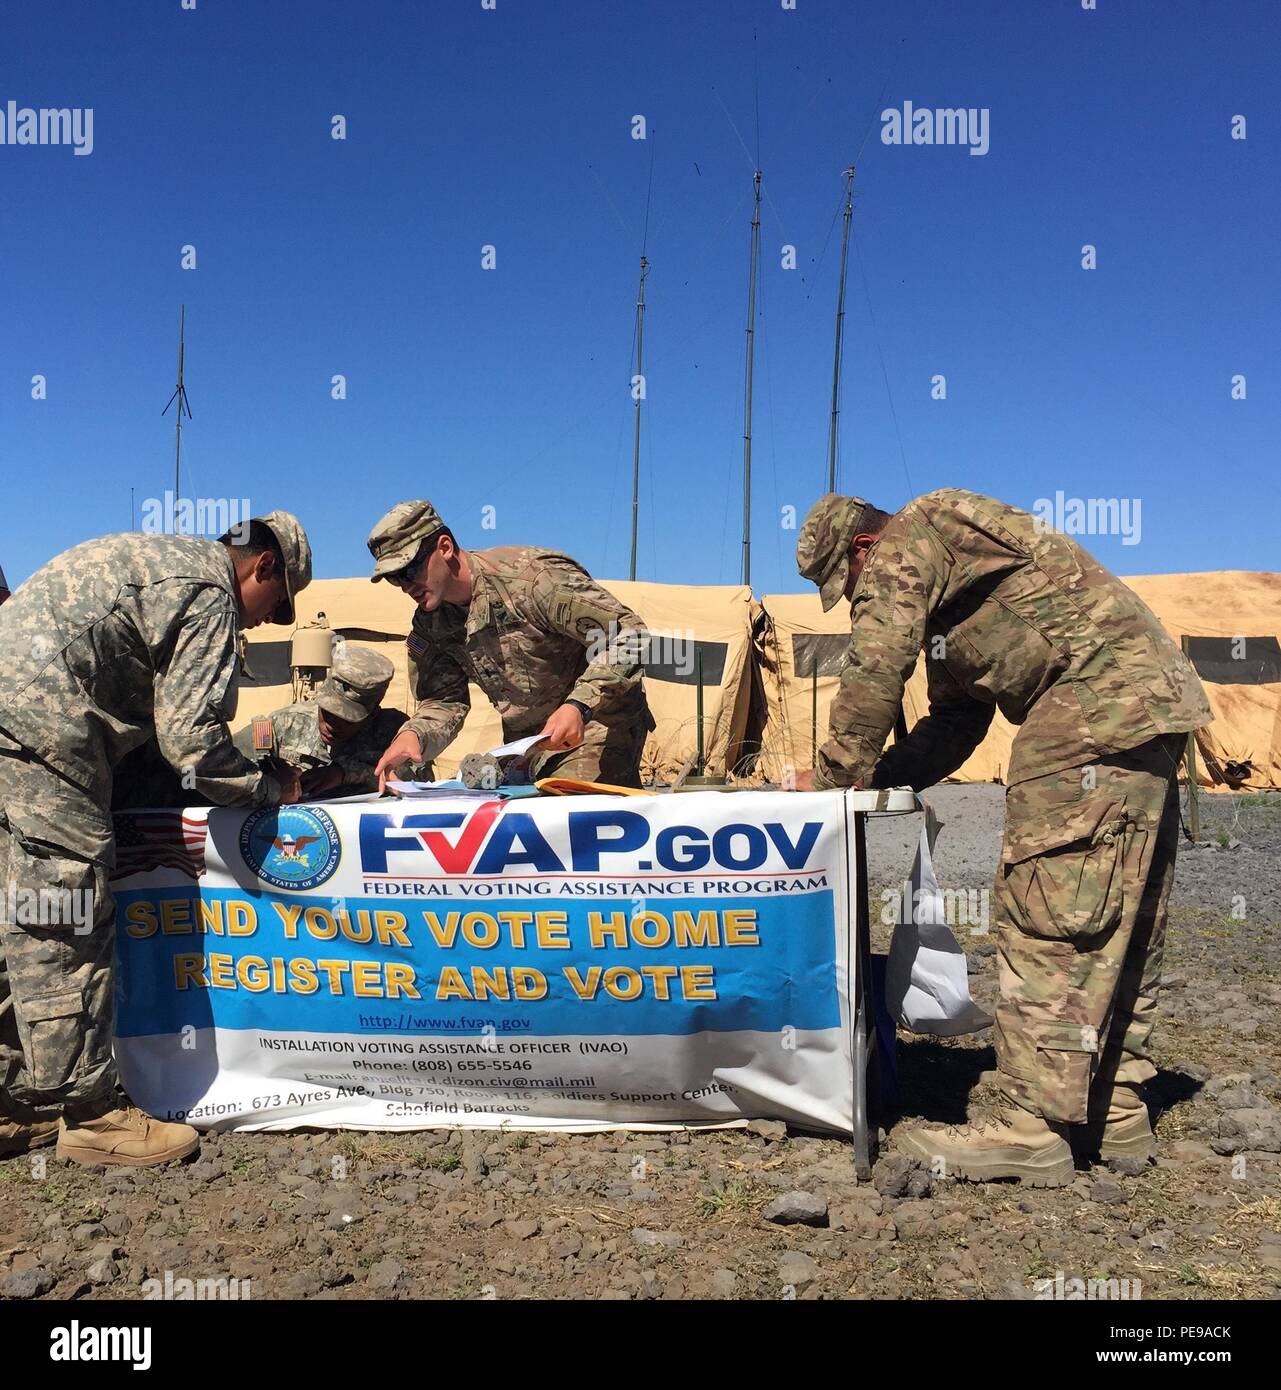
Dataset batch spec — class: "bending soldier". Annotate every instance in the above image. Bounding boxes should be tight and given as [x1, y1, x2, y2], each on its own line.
[0, 513, 312, 1166]
[795, 488, 1209, 1185]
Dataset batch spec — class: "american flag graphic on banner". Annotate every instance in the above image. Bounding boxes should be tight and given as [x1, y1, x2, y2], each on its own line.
[112, 810, 209, 881]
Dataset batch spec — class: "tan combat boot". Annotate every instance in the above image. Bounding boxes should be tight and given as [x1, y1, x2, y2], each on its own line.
[1079, 1085, 1154, 1163]
[0, 1119, 60, 1158]
[56, 1105, 198, 1167]
[897, 1104, 1075, 1187]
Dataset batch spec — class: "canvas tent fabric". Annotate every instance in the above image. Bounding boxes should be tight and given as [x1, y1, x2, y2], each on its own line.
[237, 577, 756, 783]
[757, 571, 1281, 791]
[1124, 571, 1281, 790]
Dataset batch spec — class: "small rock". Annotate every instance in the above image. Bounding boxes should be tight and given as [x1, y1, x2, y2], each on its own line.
[872, 1153, 920, 1199]
[746, 1119, 787, 1142]
[1211, 1108, 1281, 1155]
[282, 1270, 323, 1299]
[86, 1257, 120, 1287]
[72, 1222, 107, 1243]
[777, 1250, 819, 1292]
[367, 1258, 403, 1291]
[0, 1267, 55, 1300]
[631, 1228, 684, 1249]
[1107, 1156, 1149, 1177]
[762, 1191, 828, 1227]
[1089, 1178, 1129, 1205]
[710, 1268, 737, 1298]
[102, 1213, 132, 1237]
[1170, 1140, 1214, 1162]
[503, 1218, 540, 1241]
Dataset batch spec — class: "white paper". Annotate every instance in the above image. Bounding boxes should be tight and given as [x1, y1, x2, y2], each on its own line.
[384, 779, 494, 799]
[885, 800, 993, 1037]
[489, 733, 551, 760]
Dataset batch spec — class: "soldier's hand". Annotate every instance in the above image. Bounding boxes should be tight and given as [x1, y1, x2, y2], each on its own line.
[539, 704, 585, 752]
[300, 764, 342, 798]
[375, 730, 424, 793]
[276, 764, 305, 804]
[789, 768, 816, 792]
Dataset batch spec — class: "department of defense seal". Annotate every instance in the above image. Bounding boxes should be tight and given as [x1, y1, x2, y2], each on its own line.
[240, 805, 341, 891]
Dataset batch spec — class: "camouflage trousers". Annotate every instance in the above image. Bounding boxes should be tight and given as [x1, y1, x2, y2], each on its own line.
[0, 748, 117, 1117]
[532, 707, 651, 788]
[994, 733, 1184, 1125]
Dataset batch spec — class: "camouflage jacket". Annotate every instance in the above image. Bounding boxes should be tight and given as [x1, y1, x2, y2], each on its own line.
[232, 701, 409, 795]
[0, 533, 278, 810]
[402, 546, 651, 759]
[815, 489, 1211, 791]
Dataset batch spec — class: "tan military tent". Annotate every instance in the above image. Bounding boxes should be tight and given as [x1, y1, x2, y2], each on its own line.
[237, 578, 756, 783]
[757, 571, 1281, 790]
[1125, 571, 1281, 789]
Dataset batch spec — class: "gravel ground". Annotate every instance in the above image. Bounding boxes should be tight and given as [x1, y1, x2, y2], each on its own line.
[1, 786, 1278, 1302]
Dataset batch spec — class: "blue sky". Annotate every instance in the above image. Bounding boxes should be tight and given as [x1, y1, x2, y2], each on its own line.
[2, 0, 1277, 592]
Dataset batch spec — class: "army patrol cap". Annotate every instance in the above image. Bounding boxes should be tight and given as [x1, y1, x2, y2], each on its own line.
[316, 646, 395, 723]
[255, 510, 313, 625]
[796, 494, 876, 612]
[368, 500, 446, 582]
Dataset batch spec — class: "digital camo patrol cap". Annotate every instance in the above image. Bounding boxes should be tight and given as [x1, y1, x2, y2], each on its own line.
[316, 646, 394, 723]
[796, 494, 874, 612]
[367, 500, 445, 582]
[255, 510, 313, 625]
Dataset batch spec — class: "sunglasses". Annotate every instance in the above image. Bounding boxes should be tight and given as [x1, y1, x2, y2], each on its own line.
[387, 535, 438, 590]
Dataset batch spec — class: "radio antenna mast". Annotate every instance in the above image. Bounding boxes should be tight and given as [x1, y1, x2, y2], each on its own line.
[161, 305, 193, 510]
[827, 167, 855, 492]
[741, 168, 761, 587]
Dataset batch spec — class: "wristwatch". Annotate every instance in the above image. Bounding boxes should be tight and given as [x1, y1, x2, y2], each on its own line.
[566, 699, 592, 723]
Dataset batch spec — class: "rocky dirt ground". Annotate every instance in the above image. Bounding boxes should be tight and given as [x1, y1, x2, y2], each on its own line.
[1, 786, 1278, 1302]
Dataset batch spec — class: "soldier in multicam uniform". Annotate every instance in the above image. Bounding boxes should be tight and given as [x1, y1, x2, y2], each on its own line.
[233, 645, 418, 797]
[794, 489, 1210, 1185]
[0, 513, 312, 1166]
[366, 501, 653, 789]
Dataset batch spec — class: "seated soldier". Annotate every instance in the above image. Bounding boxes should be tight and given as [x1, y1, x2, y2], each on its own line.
[233, 646, 423, 797]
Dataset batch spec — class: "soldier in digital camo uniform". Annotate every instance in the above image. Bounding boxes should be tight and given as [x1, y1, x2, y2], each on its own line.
[0, 513, 312, 1166]
[233, 645, 419, 796]
[794, 489, 1210, 1185]
[367, 501, 653, 790]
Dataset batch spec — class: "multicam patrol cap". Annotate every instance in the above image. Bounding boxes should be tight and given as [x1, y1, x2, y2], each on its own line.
[367, 500, 445, 582]
[255, 510, 313, 625]
[316, 646, 395, 723]
[796, 493, 875, 612]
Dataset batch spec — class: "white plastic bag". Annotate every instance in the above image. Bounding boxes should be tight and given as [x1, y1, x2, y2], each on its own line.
[884, 801, 992, 1036]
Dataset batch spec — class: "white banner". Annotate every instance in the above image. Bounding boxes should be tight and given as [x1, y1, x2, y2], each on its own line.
[111, 789, 862, 1134]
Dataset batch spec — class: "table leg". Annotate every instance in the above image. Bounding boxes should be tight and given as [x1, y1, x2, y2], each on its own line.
[851, 814, 877, 1180]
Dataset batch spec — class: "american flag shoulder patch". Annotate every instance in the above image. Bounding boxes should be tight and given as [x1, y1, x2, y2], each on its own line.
[407, 633, 428, 658]
[252, 718, 275, 753]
